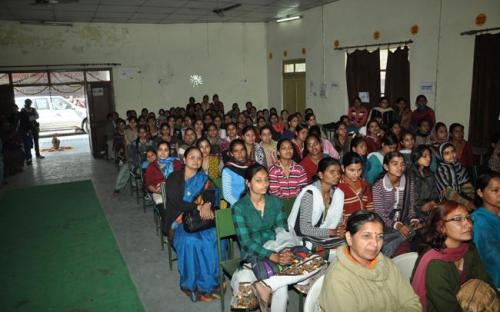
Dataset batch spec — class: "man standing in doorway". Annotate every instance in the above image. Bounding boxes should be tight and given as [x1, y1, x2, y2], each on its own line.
[19, 99, 44, 165]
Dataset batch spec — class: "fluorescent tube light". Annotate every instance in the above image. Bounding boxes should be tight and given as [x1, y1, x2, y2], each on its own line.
[276, 15, 302, 23]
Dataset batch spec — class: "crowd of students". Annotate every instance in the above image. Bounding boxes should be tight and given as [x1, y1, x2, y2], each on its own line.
[107, 93, 499, 311]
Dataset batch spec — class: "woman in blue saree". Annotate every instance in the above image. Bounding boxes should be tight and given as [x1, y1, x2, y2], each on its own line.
[163, 146, 221, 302]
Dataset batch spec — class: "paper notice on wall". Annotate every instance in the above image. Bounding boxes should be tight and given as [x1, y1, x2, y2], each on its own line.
[119, 67, 139, 80]
[358, 92, 370, 103]
[92, 87, 104, 96]
[420, 81, 435, 93]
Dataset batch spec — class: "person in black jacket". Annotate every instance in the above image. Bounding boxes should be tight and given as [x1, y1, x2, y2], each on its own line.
[18, 99, 44, 165]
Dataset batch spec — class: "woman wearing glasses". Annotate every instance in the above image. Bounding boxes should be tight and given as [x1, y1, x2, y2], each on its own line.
[411, 201, 495, 312]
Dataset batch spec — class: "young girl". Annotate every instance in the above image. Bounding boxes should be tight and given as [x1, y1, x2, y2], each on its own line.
[399, 131, 415, 168]
[435, 142, 475, 210]
[332, 122, 352, 160]
[407, 145, 439, 220]
[429, 122, 448, 172]
[373, 151, 420, 257]
[337, 152, 373, 221]
[366, 134, 398, 185]
[197, 138, 221, 180]
[268, 139, 308, 199]
[242, 126, 266, 166]
[287, 157, 345, 259]
[292, 123, 308, 163]
[414, 119, 432, 146]
[350, 136, 368, 178]
[259, 126, 278, 168]
[364, 120, 383, 154]
[300, 134, 324, 183]
[347, 96, 369, 129]
[449, 123, 474, 169]
[368, 97, 397, 131]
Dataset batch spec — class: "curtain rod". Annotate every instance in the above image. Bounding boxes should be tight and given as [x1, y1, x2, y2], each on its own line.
[0, 63, 121, 69]
[334, 39, 413, 51]
[460, 26, 500, 36]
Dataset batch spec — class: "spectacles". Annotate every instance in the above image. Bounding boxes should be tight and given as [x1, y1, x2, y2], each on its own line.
[444, 215, 473, 223]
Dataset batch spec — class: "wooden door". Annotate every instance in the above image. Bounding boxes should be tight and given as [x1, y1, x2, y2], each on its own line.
[282, 74, 306, 113]
[87, 82, 114, 158]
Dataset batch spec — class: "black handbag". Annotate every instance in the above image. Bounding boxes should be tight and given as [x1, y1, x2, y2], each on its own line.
[183, 187, 220, 233]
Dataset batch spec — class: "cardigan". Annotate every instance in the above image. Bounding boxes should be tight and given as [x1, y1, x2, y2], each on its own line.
[320, 245, 421, 312]
[268, 160, 307, 199]
[337, 177, 373, 221]
[412, 247, 494, 312]
[300, 155, 321, 183]
[232, 194, 286, 258]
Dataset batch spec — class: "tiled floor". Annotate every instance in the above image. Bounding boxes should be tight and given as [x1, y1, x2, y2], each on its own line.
[1, 135, 303, 312]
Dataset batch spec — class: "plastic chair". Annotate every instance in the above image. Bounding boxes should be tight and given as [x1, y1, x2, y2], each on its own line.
[215, 208, 241, 312]
[303, 275, 325, 312]
[392, 252, 418, 280]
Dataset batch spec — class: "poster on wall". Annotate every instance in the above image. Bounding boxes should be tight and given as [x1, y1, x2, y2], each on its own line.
[358, 92, 370, 103]
[420, 81, 435, 93]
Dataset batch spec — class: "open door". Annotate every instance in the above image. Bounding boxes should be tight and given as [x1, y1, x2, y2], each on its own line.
[87, 81, 114, 158]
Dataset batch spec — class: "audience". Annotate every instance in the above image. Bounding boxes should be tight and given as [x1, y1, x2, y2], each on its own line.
[300, 134, 324, 183]
[259, 126, 278, 168]
[319, 210, 421, 312]
[365, 134, 398, 184]
[221, 139, 252, 206]
[449, 123, 474, 170]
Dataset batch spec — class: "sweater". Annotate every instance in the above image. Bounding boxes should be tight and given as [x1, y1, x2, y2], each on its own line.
[337, 177, 373, 220]
[471, 208, 500, 288]
[268, 160, 307, 199]
[366, 151, 384, 185]
[232, 194, 286, 258]
[221, 167, 246, 206]
[413, 248, 494, 312]
[320, 245, 421, 312]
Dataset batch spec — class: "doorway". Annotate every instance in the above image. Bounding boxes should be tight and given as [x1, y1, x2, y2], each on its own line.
[282, 59, 306, 114]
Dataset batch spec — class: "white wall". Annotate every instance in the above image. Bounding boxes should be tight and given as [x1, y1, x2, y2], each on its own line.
[0, 21, 268, 115]
[266, 0, 500, 132]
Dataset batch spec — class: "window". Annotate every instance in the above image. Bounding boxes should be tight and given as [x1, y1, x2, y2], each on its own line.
[283, 60, 306, 74]
[34, 98, 50, 110]
[52, 97, 71, 110]
[379, 49, 388, 97]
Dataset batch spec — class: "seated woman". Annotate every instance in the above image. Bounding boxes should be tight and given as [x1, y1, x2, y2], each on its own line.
[364, 119, 383, 154]
[373, 151, 421, 257]
[429, 122, 448, 172]
[449, 123, 474, 169]
[435, 142, 475, 210]
[242, 126, 266, 166]
[287, 157, 345, 258]
[222, 139, 253, 206]
[113, 125, 154, 194]
[472, 173, 500, 289]
[300, 134, 324, 183]
[337, 152, 373, 220]
[365, 134, 398, 185]
[319, 210, 421, 312]
[332, 121, 352, 160]
[163, 146, 222, 302]
[407, 145, 439, 220]
[196, 138, 221, 180]
[259, 126, 278, 168]
[232, 164, 321, 312]
[411, 201, 495, 312]
[206, 123, 222, 155]
[399, 131, 415, 168]
[292, 123, 308, 163]
[144, 141, 182, 205]
[177, 127, 197, 159]
[309, 125, 340, 160]
[268, 138, 308, 199]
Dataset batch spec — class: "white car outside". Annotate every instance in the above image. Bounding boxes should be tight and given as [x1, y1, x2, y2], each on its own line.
[15, 96, 88, 133]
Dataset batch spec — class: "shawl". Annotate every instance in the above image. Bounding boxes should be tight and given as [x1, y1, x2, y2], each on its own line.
[411, 243, 470, 311]
[183, 170, 209, 202]
[435, 142, 470, 196]
[158, 157, 179, 179]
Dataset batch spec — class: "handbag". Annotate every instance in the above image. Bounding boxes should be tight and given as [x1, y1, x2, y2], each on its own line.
[183, 184, 220, 233]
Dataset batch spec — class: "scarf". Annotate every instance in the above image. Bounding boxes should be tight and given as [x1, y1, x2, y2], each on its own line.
[183, 170, 209, 202]
[287, 181, 343, 237]
[436, 142, 469, 194]
[411, 243, 470, 311]
[158, 157, 178, 179]
[223, 159, 253, 178]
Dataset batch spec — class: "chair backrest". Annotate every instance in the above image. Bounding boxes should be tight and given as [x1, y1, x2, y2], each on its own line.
[304, 275, 325, 312]
[392, 252, 418, 280]
[215, 208, 236, 239]
[282, 197, 296, 218]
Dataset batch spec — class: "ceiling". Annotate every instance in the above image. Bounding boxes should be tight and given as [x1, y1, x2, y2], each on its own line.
[0, 0, 338, 25]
